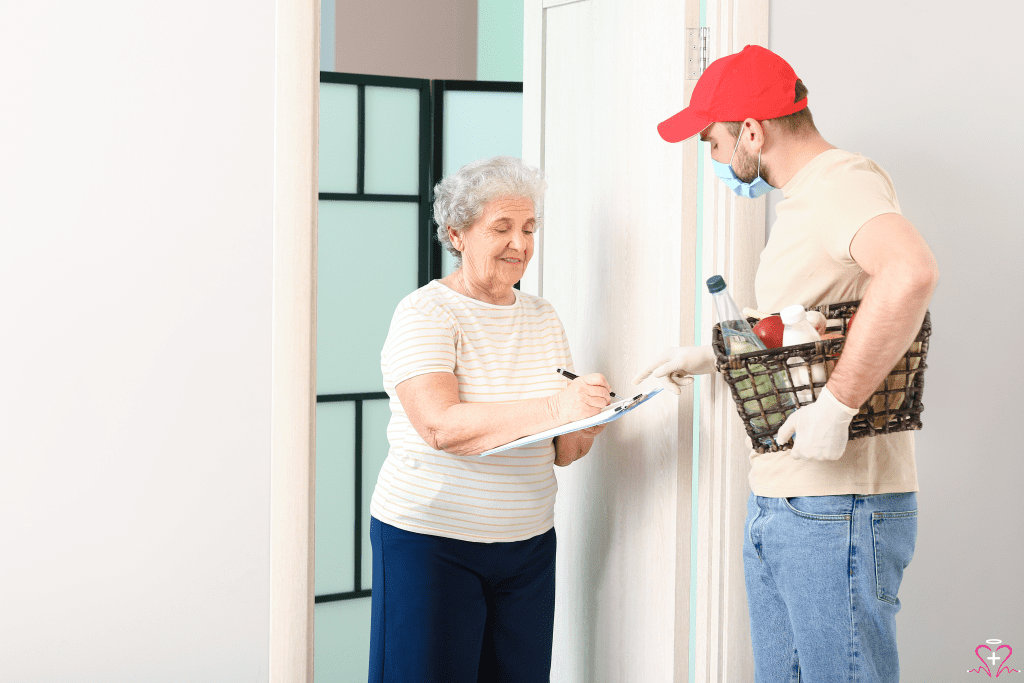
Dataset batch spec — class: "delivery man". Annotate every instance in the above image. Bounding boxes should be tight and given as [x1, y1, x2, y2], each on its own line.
[633, 45, 939, 683]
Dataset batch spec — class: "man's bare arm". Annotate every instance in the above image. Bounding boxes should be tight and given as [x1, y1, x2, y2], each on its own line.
[826, 212, 939, 408]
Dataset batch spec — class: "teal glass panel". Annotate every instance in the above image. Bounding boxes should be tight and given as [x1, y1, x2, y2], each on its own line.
[319, 0, 335, 72]
[442, 90, 523, 177]
[317, 201, 419, 395]
[314, 598, 372, 683]
[441, 246, 457, 278]
[477, 0, 525, 81]
[315, 402, 355, 596]
[361, 398, 392, 584]
[364, 86, 419, 195]
[319, 83, 358, 194]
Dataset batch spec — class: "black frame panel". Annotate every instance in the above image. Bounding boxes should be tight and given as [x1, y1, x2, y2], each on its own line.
[314, 392, 387, 604]
[320, 71, 433, 288]
[317, 71, 430, 604]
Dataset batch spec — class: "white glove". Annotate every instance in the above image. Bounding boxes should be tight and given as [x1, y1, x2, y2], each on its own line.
[776, 386, 859, 461]
[631, 346, 717, 395]
[805, 310, 828, 336]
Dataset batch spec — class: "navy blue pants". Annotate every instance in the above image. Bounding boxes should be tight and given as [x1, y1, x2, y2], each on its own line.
[367, 517, 556, 683]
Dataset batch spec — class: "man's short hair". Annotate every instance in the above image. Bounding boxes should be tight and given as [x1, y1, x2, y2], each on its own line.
[722, 79, 814, 137]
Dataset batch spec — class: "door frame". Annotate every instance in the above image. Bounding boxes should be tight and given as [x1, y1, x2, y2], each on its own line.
[270, 0, 318, 681]
[692, 2, 770, 681]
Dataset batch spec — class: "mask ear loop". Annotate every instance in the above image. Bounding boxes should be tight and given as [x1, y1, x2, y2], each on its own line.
[729, 130, 743, 164]
[731, 129, 765, 183]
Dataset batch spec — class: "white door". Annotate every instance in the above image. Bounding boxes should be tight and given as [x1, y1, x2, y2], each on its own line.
[523, 0, 769, 680]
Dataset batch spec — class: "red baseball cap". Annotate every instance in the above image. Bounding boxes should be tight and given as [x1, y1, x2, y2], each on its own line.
[658, 44, 808, 143]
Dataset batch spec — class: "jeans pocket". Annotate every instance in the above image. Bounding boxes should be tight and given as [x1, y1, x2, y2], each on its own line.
[783, 496, 852, 521]
[871, 509, 918, 604]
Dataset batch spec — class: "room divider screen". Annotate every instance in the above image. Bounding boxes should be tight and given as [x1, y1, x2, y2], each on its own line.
[314, 72, 523, 681]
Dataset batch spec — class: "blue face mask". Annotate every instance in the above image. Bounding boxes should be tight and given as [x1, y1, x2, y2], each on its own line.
[711, 131, 776, 199]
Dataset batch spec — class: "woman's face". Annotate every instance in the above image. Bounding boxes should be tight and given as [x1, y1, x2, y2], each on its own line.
[451, 195, 535, 291]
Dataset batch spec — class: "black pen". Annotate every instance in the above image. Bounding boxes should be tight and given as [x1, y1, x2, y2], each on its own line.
[555, 368, 616, 398]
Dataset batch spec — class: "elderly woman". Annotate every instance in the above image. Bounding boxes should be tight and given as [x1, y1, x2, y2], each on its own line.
[367, 156, 609, 682]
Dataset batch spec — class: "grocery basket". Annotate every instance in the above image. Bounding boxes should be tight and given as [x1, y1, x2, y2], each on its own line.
[711, 300, 931, 453]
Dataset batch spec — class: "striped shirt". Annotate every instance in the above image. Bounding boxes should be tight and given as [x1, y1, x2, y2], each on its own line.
[370, 280, 574, 542]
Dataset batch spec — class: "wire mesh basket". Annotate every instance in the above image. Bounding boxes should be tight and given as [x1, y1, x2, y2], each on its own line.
[711, 300, 931, 453]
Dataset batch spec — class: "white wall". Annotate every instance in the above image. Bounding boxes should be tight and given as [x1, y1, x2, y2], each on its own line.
[768, 3, 1024, 678]
[0, 2, 278, 681]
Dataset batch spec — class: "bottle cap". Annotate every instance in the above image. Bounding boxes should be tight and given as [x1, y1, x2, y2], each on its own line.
[706, 275, 726, 293]
[780, 304, 807, 325]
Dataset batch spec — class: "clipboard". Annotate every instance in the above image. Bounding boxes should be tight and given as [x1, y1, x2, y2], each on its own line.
[480, 388, 663, 456]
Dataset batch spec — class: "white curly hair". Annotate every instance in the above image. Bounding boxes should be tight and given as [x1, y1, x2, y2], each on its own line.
[433, 156, 547, 268]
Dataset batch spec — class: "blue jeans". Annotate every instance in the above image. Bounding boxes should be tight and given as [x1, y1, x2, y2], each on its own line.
[367, 517, 556, 683]
[743, 493, 918, 683]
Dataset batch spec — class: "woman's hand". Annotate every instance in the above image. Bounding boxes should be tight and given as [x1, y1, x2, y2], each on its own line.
[551, 374, 611, 423]
[551, 377, 610, 465]
[554, 422, 607, 466]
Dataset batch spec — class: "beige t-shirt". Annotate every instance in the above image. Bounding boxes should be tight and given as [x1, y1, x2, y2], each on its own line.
[750, 149, 919, 497]
[371, 280, 574, 542]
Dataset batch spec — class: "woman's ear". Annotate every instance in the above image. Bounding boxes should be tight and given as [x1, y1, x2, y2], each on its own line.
[448, 226, 463, 252]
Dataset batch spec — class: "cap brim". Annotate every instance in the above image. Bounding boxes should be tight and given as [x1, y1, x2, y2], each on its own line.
[657, 107, 713, 143]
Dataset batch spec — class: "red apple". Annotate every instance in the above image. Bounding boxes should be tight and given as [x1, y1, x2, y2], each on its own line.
[753, 315, 784, 349]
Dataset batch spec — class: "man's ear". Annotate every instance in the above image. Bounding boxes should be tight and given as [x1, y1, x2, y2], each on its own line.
[742, 118, 766, 153]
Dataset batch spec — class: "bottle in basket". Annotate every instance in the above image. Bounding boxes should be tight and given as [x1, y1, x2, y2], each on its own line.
[781, 304, 828, 404]
[706, 276, 797, 434]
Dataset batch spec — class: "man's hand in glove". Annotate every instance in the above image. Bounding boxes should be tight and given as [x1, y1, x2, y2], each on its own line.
[776, 386, 859, 461]
[631, 346, 717, 395]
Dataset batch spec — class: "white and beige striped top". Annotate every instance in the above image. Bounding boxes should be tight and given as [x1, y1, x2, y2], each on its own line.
[370, 280, 574, 543]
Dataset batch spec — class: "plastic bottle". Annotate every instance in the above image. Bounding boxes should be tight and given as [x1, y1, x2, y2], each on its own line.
[707, 276, 764, 356]
[706, 276, 797, 436]
[781, 304, 828, 404]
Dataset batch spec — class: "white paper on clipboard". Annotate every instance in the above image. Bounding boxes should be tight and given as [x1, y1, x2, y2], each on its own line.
[479, 388, 663, 456]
